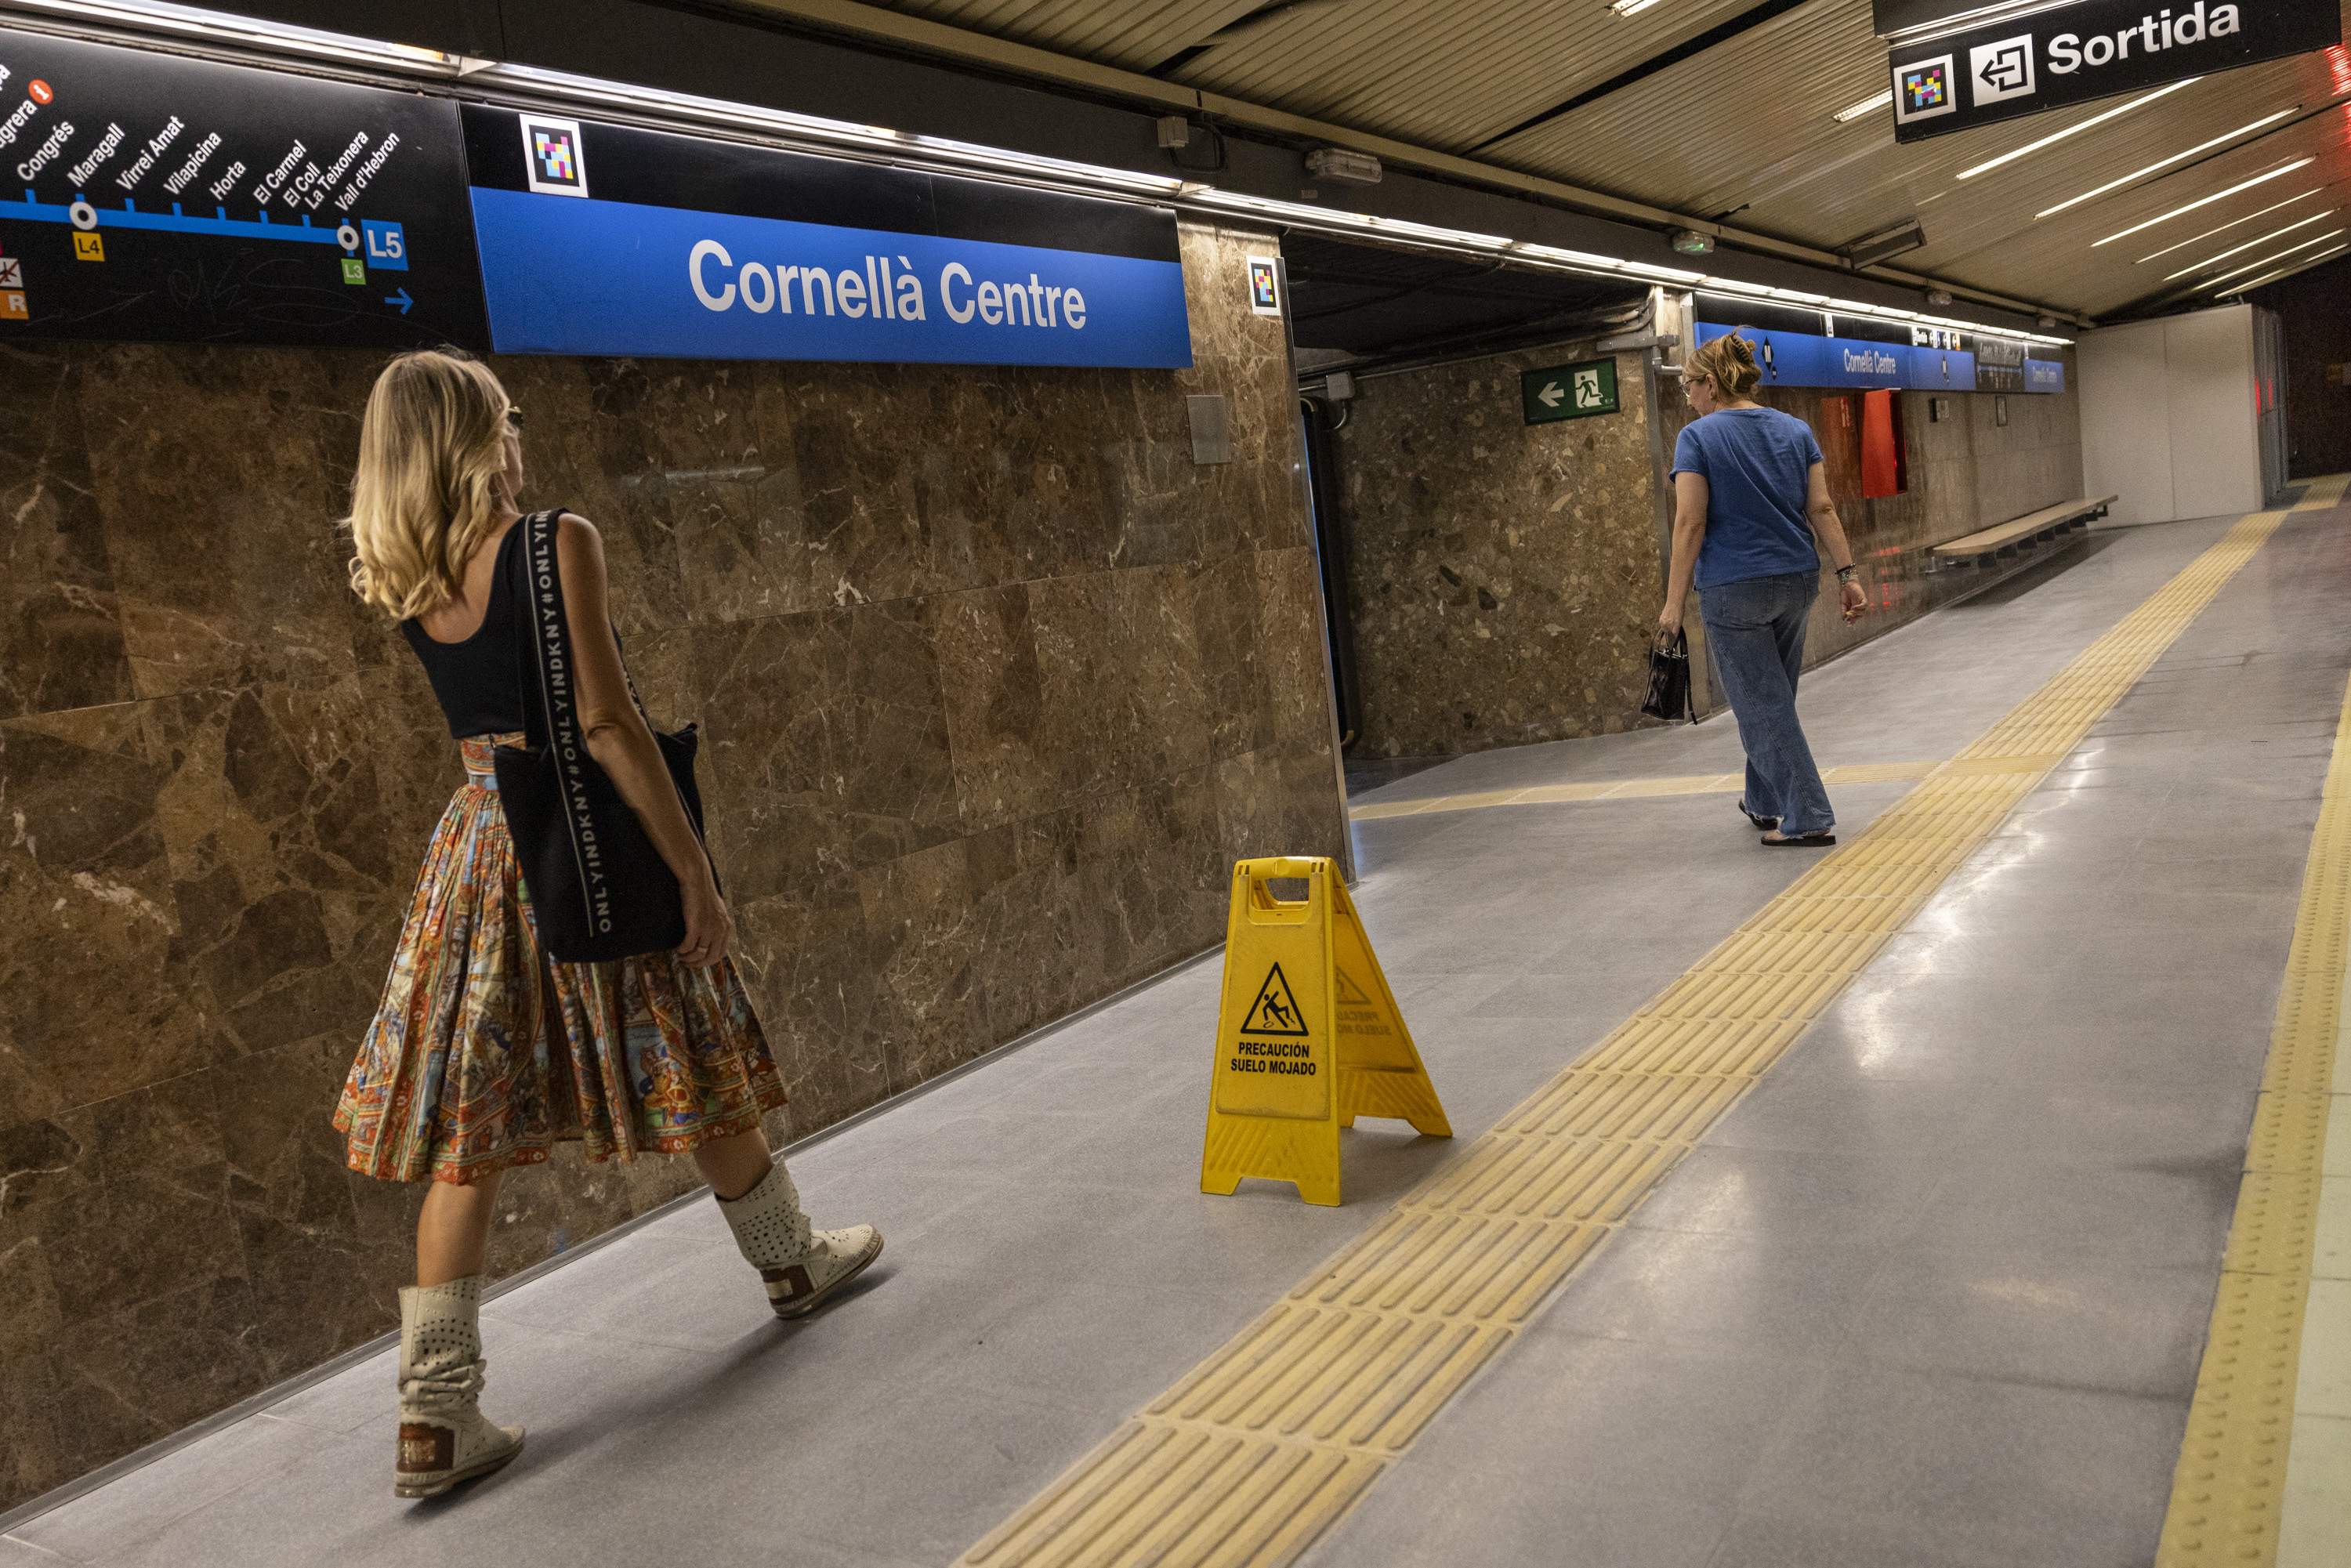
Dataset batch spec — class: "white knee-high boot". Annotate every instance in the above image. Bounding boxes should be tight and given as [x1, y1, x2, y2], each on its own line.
[395, 1276, 525, 1499]
[716, 1163, 883, 1319]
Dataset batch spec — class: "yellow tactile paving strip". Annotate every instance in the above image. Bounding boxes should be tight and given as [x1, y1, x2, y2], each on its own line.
[958, 505, 2296, 1568]
[2292, 473, 2350, 512]
[1348, 759, 1940, 822]
[2155, 665, 2351, 1568]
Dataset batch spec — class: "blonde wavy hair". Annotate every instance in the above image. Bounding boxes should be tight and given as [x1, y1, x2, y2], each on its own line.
[1685, 332, 1763, 400]
[344, 349, 515, 621]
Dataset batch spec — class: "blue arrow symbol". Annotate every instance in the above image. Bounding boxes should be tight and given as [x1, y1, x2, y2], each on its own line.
[386, 288, 413, 315]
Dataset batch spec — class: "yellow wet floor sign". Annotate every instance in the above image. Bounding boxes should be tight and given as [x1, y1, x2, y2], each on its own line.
[1201, 856, 1449, 1205]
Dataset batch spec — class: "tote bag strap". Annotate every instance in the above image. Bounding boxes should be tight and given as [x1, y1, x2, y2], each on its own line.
[509, 509, 607, 930]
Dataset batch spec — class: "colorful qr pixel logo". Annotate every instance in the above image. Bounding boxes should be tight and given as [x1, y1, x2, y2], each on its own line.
[519, 114, 589, 197]
[1894, 56, 1957, 123]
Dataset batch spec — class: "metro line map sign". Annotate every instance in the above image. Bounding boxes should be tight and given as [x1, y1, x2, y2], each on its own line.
[0, 27, 488, 347]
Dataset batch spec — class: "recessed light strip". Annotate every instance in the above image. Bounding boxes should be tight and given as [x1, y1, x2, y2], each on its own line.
[2164, 211, 2337, 281]
[2, 0, 462, 68]
[2039, 108, 2299, 219]
[2227, 244, 2348, 295]
[1958, 78, 2196, 180]
[2135, 187, 2325, 263]
[1834, 90, 1895, 124]
[2092, 158, 2317, 246]
[2202, 228, 2346, 290]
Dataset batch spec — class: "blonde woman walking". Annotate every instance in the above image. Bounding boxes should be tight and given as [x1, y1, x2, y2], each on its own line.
[335, 349, 882, 1500]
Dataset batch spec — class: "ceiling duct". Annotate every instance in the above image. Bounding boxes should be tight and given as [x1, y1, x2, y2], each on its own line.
[1841, 219, 1929, 270]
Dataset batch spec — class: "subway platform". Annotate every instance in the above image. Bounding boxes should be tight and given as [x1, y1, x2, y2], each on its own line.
[7, 492, 2349, 1568]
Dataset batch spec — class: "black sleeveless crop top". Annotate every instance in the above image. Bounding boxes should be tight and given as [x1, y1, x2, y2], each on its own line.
[399, 521, 528, 739]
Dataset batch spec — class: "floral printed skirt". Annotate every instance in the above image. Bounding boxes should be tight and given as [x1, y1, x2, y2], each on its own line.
[335, 734, 786, 1185]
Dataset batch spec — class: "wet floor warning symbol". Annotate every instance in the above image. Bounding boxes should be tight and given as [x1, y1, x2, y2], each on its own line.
[1241, 964, 1308, 1035]
[1201, 856, 1449, 1206]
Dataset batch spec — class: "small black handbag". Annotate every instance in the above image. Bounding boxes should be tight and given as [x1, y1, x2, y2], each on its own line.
[1641, 628, 1694, 724]
[492, 509, 715, 963]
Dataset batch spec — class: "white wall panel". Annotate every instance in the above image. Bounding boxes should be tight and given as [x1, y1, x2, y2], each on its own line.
[2165, 305, 2262, 522]
[2080, 317, 2175, 528]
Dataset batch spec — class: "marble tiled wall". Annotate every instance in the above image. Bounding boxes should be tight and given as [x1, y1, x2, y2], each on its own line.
[1331, 346, 1662, 759]
[0, 223, 1343, 1509]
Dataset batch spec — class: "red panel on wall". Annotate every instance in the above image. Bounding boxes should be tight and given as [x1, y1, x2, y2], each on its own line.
[1860, 389, 1903, 498]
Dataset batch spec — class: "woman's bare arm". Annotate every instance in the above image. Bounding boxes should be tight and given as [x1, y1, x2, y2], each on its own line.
[552, 515, 731, 964]
[1660, 470, 1709, 635]
[1805, 462, 1868, 623]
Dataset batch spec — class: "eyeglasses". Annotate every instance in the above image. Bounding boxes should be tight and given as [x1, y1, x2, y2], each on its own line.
[503, 405, 525, 431]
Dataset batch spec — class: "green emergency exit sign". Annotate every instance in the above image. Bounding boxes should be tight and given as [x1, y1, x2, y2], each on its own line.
[1521, 358, 1619, 425]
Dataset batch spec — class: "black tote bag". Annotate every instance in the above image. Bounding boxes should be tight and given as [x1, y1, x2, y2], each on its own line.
[492, 509, 715, 963]
[1641, 628, 1694, 724]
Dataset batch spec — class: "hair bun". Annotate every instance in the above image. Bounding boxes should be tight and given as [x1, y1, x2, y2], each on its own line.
[1724, 335, 1757, 367]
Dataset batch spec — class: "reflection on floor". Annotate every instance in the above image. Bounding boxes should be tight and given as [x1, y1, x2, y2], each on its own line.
[5, 501, 2345, 1568]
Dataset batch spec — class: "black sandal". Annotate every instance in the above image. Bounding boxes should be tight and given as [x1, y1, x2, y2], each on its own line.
[1738, 801, 1779, 831]
[1761, 831, 1835, 847]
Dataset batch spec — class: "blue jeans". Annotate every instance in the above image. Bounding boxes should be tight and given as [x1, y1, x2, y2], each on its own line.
[1699, 571, 1833, 836]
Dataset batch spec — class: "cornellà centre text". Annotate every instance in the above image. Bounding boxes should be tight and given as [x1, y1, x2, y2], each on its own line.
[688, 239, 1093, 331]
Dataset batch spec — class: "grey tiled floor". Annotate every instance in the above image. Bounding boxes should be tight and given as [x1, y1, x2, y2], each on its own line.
[9, 508, 2340, 1567]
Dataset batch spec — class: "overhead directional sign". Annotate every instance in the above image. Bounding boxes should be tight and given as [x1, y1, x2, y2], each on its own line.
[1521, 356, 1619, 425]
[0, 26, 487, 347]
[1889, 0, 2341, 143]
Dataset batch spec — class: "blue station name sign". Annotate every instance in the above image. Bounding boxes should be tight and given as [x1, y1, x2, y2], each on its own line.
[460, 107, 1193, 370]
[1694, 322, 2063, 395]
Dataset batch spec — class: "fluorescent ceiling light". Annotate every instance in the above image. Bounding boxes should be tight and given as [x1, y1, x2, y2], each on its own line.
[1609, 0, 1666, 13]
[1957, 79, 2195, 180]
[2038, 109, 2300, 219]
[1191, 189, 1512, 249]
[478, 63, 1184, 193]
[2092, 158, 2317, 245]
[4, 0, 463, 69]
[2229, 244, 2347, 294]
[2203, 228, 2346, 289]
[2135, 187, 2324, 263]
[2164, 211, 2337, 281]
[1834, 91, 1895, 125]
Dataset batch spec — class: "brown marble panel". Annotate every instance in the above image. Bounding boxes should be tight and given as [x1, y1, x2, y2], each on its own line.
[731, 882, 889, 1139]
[970, 806, 1090, 1048]
[494, 355, 698, 642]
[1027, 564, 1213, 797]
[930, 583, 1052, 831]
[0, 705, 215, 1117]
[690, 611, 857, 904]
[1188, 550, 1272, 760]
[0, 344, 134, 719]
[1336, 346, 1660, 758]
[1214, 743, 1349, 871]
[78, 345, 379, 700]
[1071, 766, 1226, 994]
[858, 837, 987, 1091]
[145, 681, 400, 1062]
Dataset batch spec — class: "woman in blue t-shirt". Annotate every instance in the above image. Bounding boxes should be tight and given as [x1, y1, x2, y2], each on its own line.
[1658, 333, 1867, 846]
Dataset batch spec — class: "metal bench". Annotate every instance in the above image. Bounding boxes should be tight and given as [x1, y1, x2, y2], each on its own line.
[1931, 495, 2117, 567]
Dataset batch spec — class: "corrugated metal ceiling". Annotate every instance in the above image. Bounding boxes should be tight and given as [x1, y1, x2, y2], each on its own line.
[769, 0, 2351, 317]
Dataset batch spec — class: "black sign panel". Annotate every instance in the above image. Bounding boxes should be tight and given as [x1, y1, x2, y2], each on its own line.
[0, 27, 487, 347]
[1889, 0, 2340, 143]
